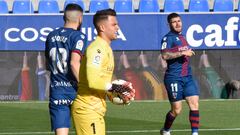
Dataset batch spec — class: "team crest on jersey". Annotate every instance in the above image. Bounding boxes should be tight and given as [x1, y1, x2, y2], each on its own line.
[76, 40, 83, 50]
[93, 54, 101, 65]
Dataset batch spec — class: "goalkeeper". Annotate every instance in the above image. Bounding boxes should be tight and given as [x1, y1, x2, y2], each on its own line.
[71, 9, 134, 135]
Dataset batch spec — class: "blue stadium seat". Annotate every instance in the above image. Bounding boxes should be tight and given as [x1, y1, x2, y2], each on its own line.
[189, 0, 209, 12]
[64, 0, 85, 11]
[164, 0, 184, 12]
[38, 0, 59, 13]
[213, 0, 233, 12]
[114, 0, 133, 13]
[0, 0, 8, 13]
[12, 0, 34, 14]
[89, 0, 109, 13]
[138, 0, 159, 12]
[238, 2, 240, 11]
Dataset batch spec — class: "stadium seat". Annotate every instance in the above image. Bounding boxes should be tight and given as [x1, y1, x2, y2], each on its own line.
[12, 0, 34, 14]
[164, 0, 185, 12]
[188, 0, 209, 12]
[0, 0, 8, 13]
[89, 0, 109, 13]
[238, 2, 240, 11]
[114, 0, 133, 13]
[213, 0, 233, 12]
[138, 0, 159, 12]
[64, 0, 85, 11]
[38, 0, 59, 13]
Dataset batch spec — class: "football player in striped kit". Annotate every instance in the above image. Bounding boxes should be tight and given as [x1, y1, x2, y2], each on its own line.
[160, 13, 199, 135]
[45, 4, 87, 135]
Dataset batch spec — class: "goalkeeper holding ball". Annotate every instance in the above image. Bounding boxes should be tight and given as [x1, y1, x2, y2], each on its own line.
[71, 9, 135, 135]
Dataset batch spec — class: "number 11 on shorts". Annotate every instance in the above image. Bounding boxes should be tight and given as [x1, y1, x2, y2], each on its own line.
[171, 83, 178, 99]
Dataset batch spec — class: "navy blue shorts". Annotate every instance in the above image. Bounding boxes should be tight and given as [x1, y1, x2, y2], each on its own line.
[164, 75, 199, 102]
[49, 94, 75, 131]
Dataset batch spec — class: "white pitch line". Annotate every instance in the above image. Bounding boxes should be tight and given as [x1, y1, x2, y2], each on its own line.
[0, 132, 54, 135]
[3, 98, 240, 104]
[107, 128, 240, 133]
[0, 128, 240, 135]
[1, 99, 240, 104]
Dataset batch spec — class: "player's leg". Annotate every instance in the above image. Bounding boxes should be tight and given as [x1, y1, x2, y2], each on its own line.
[55, 128, 69, 135]
[160, 101, 182, 135]
[184, 76, 200, 135]
[186, 96, 199, 135]
[71, 100, 105, 135]
[186, 96, 199, 110]
[49, 103, 71, 135]
[49, 92, 77, 135]
[161, 79, 184, 135]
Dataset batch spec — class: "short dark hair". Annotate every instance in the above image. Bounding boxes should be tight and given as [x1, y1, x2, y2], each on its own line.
[63, 4, 83, 22]
[93, 9, 116, 31]
[167, 13, 181, 23]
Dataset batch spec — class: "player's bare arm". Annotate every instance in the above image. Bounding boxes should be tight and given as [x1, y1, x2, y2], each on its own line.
[182, 49, 195, 57]
[162, 49, 195, 60]
[162, 51, 183, 60]
[70, 52, 81, 82]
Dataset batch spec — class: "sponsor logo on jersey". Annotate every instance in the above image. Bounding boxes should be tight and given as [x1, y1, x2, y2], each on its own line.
[178, 46, 189, 51]
[51, 81, 73, 87]
[53, 99, 73, 105]
[107, 66, 114, 71]
[97, 49, 101, 53]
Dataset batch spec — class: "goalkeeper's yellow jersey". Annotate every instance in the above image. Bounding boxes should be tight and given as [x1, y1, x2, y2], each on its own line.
[74, 36, 114, 116]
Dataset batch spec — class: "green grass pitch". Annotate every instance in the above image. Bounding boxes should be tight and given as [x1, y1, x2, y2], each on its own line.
[0, 100, 239, 135]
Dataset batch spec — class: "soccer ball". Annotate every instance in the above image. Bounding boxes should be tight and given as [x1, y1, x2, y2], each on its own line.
[112, 79, 128, 85]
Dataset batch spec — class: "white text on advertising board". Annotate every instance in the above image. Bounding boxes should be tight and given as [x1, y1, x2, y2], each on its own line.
[4, 27, 126, 42]
[186, 17, 239, 48]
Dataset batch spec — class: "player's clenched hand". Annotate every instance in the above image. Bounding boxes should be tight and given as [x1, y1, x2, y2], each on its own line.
[108, 79, 135, 104]
[181, 49, 195, 57]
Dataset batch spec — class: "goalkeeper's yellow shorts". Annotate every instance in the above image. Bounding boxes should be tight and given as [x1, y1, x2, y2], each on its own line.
[71, 100, 105, 135]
